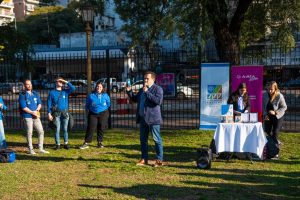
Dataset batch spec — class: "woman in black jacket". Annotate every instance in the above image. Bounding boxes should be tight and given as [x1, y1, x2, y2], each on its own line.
[227, 82, 251, 116]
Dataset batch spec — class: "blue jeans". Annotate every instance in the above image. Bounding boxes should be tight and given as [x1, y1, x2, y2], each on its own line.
[55, 114, 69, 145]
[0, 120, 7, 149]
[139, 117, 163, 161]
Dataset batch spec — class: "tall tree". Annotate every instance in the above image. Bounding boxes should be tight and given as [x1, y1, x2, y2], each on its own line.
[114, 0, 172, 69]
[173, 0, 300, 64]
[18, 6, 84, 45]
[0, 25, 34, 78]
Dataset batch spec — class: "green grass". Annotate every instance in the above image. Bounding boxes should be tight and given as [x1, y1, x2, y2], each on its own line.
[0, 129, 299, 200]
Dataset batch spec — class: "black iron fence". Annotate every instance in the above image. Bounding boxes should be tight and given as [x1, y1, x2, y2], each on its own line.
[0, 47, 299, 132]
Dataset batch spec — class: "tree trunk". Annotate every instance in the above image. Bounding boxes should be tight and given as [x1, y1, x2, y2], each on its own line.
[214, 25, 240, 65]
[205, 0, 253, 65]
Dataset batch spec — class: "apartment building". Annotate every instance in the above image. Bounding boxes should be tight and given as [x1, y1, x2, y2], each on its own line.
[13, 0, 39, 21]
[0, 0, 14, 25]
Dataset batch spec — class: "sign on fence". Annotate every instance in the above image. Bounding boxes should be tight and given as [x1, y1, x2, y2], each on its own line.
[156, 73, 176, 98]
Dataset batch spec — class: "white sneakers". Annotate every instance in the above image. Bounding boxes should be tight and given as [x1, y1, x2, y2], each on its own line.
[29, 149, 50, 155]
[39, 149, 50, 154]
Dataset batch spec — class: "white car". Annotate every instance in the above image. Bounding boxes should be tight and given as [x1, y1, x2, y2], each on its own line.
[131, 81, 194, 99]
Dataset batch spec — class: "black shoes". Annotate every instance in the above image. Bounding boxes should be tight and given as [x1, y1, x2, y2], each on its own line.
[97, 142, 104, 148]
[55, 144, 70, 150]
[64, 144, 70, 150]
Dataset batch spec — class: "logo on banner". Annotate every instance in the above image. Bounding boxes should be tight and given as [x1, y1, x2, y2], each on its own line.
[236, 74, 258, 81]
[206, 85, 222, 104]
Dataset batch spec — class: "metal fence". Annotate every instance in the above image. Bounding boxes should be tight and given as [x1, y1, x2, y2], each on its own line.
[0, 47, 299, 132]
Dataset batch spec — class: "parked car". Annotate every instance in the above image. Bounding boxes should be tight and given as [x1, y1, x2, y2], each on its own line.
[131, 81, 194, 99]
[282, 78, 300, 89]
[44, 81, 56, 89]
[94, 78, 126, 93]
[0, 82, 24, 94]
[67, 80, 94, 96]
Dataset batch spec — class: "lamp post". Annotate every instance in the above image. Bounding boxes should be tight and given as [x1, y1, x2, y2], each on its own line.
[81, 3, 94, 94]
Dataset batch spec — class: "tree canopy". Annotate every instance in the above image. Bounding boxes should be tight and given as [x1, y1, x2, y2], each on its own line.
[114, 0, 172, 54]
[17, 6, 84, 45]
[114, 0, 300, 64]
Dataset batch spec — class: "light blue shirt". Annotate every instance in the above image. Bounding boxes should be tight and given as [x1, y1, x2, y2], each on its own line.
[138, 84, 154, 117]
[86, 92, 110, 113]
[237, 96, 244, 112]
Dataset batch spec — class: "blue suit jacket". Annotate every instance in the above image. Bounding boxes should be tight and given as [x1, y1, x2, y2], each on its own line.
[127, 84, 163, 125]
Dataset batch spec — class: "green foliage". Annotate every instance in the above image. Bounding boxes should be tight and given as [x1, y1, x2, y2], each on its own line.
[39, 0, 60, 6]
[0, 45, 4, 61]
[114, 0, 172, 52]
[67, 0, 105, 15]
[17, 6, 84, 45]
[240, 0, 300, 49]
[0, 25, 32, 59]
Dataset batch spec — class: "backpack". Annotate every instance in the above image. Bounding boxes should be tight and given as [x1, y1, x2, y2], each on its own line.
[266, 136, 280, 159]
[196, 146, 212, 169]
[0, 149, 16, 163]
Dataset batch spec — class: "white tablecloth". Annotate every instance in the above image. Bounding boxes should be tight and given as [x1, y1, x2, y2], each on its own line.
[213, 122, 267, 159]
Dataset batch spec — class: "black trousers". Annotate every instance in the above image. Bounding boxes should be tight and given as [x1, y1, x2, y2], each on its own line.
[264, 115, 284, 143]
[84, 110, 109, 143]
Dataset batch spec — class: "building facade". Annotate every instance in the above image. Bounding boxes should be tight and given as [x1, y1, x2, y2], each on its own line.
[13, 0, 39, 21]
[0, 0, 14, 25]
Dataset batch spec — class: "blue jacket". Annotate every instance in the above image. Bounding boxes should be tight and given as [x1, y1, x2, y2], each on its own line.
[86, 92, 110, 113]
[18, 91, 42, 118]
[0, 97, 7, 120]
[47, 82, 75, 113]
[127, 83, 163, 125]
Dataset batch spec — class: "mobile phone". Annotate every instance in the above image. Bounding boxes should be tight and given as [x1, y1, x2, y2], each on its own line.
[126, 79, 131, 86]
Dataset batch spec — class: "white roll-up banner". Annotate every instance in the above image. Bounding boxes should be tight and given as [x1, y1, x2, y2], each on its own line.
[199, 63, 230, 130]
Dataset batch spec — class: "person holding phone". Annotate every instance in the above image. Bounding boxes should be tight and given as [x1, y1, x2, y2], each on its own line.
[126, 71, 164, 167]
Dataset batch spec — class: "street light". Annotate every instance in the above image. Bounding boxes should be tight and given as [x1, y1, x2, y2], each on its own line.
[81, 2, 94, 94]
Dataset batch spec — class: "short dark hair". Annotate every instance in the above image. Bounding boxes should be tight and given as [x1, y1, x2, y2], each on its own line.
[238, 82, 247, 90]
[144, 71, 156, 80]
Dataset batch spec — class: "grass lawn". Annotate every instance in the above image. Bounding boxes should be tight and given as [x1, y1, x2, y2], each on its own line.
[0, 129, 299, 200]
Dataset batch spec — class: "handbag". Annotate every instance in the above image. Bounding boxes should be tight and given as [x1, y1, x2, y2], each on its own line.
[0, 149, 16, 163]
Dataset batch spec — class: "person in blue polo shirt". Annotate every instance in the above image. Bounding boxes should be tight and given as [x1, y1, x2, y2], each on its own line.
[80, 82, 110, 149]
[19, 79, 49, 155]
[0, 96, 7, 149]
[47, 77, 75, 150]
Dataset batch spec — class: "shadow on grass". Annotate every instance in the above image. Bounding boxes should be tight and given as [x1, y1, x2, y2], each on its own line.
[178, 168, 299, 199]
[15, 154, 134, 164]
[77, 184, 205, 200]
[77, 168, 299, 199]
[112, 144, 197, 162]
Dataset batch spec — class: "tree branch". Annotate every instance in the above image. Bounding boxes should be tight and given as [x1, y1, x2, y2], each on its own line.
[229, 0, 253, 37]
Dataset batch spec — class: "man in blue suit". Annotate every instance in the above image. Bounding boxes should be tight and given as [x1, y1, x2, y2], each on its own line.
[126, 71, 164, 167]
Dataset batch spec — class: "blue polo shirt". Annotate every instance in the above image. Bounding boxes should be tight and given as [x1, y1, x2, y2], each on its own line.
[86, 92, 110, 114]
[47, 82, 75, 113]
[0, 97, 7, 120]
[18, 91, 42, 118]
